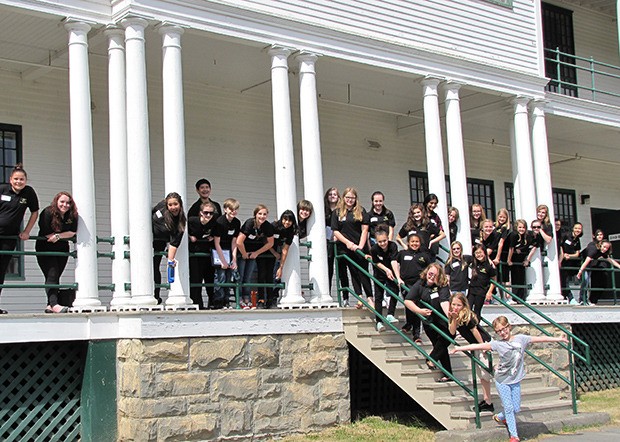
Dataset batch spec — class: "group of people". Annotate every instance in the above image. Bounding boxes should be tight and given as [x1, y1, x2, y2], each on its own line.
[153, 179, 315, 309]
[0, 164, 78, 314]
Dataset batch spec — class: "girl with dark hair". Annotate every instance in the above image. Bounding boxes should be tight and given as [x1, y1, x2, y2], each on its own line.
[404, 263, 453, 382]
[152, 192, 186, 304]
[507, 219, 539, 302]
[578, 229, 604, 304]
[297, 200, 313, 240]
[188, 201, 218, 309]
[364, 191, 396, 244]
[578, 239, 620, 305]
[331, 187, 373, 307]
[237, 204, 275, 309]
[424, 193, 446, 244]
[367, 225, 400, 331]
[468, 244, 496, 318]
[269, 210, 298, 307]
[0, 164, 39, 314]
[36, 192, 78, 313]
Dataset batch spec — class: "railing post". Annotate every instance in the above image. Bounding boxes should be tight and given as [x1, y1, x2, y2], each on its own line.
[555, 47, 561, 92]
[590, 57, 596, 101]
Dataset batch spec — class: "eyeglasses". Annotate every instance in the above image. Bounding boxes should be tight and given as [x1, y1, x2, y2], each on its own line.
[532, 225, 541, 229]
[202, 211, 215, 216]
[344, 196, 356, 200]
[495, 325, 510, 335]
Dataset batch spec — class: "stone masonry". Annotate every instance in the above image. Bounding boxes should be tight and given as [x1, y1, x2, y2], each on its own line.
[117, 333, 350, 441]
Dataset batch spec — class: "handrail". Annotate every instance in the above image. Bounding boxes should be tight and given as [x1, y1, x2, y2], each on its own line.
[558, 262, 619, 305]
[337, 249, 494, 427]
[488, 279, 590, 414]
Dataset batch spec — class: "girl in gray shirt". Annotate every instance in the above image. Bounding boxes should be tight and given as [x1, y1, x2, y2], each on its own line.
[450, 316, 568, 442]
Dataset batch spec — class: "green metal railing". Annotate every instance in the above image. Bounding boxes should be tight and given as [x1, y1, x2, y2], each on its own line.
[557, 263, 619, 305]
[336, 247, 591, 426]
[545, 47, 620, 102]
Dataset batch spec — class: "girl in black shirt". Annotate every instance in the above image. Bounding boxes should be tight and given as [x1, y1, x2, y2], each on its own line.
[324, 187, 348, 292]
[405, 263, 453, 382]
[297, 200, 313, 241]
[397, 204, 440, 257]
[36, 192, 78, 313]
[578, 240, 620, 305]
[368, 226, 400, 331]
[536, 204, 554, 247]
[448, 207, 459, 245]
[507, 219, 538, 302]
[331, 187, 373, 307]
[470, 204, 486, 248]
[424, 193, 446, 245]
[448, 292, 494, 411]
[468, 244, 497, 319]
[188, 201, 218, 309]
[152, 192, 186, 304]
[445, 241, 473, 294]
[0, 164, 39, 313]
[365, 191, 396, 245]
[237, 204, 275, 308]
[270, 210, 297, 307]
[494, 209, 511, 286]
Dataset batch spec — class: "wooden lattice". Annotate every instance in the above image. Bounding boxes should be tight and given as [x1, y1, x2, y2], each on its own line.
[573, 323, 620, 392]
[0, 341, 86, 441]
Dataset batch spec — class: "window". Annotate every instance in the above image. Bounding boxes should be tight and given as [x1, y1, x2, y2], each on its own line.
[0, 123, 23, 278]
[504, 183, 516, 223]
[408, 171, 494, 218]
[504, 183, 577, 226]
[542, 2, 578, 97]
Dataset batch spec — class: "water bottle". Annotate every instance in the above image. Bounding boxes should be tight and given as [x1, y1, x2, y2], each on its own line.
[167, 260, 175, 284]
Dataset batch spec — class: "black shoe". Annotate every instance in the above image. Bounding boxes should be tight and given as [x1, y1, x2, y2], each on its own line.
[401, 323, 413, 332]
[477, 401, 495, 412]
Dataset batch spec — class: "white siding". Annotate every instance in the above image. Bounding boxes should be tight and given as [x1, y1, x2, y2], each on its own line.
[224, 0, 541, 74]
[0, 53, 618, 313]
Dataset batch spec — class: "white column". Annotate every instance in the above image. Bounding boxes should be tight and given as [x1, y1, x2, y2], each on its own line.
[531, 101, 562, 300]
[443, 83, 471, 252]
[509, 118, 522, 219]
[421, 78, 449, 259]
[269, 47, 303, 305]
[122, 18, 156, 306]
[297, 52, 331, 304]
[105, 27, 131, 308]
[159, 24, 191, 307]
[64, 21, 101, 308]
[513, 97, 544, 300]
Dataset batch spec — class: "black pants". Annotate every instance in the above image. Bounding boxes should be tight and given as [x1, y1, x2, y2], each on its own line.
[424, 321, 454, 374]
[0, 238, 17, 297]
[258, 255, 275, 305]
[36, 253, 69, 307]
[340, 248, 373, 300]
[510, 257, 527, 300]
[468, 291, 486, 320]
[590, 263, 611, 304]
[189, 255, 215, 309]
[153, 240, 167, 304]
[560, 259, 580, 301]
[373, 277, 399, 323]
[403, 279, 422, 339]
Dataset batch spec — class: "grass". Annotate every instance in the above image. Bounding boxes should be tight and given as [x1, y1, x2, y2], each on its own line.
[277, 388, 620, 442]
[277, 415, 435, 442]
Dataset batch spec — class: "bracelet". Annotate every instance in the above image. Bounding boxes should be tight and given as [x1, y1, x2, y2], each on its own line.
[54, 233, 60, 241]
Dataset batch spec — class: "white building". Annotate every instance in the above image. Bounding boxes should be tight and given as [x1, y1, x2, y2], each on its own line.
[0, 0, 618, 312]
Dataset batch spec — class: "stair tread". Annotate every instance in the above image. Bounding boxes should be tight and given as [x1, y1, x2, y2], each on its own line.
[416, 374, 544, 390]
[434, 386, 561, 404]
[451, 399, 573, 419]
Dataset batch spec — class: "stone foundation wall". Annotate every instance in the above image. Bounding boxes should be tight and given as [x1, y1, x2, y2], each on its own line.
[117, 333, 350, 441]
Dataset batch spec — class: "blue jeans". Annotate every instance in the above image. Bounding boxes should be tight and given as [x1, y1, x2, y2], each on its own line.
[495, 381, 521, 438]
[237, 257, 257, 301]
[214, 267, 234, 305]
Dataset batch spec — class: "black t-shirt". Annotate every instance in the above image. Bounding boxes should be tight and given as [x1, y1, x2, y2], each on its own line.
[240, 218, 275, 253]
[188, 215, 217, 253]
[449, 222, 458, 245]
[476, 230, 500, 259]
[394, 248, 432, 285]
[272, 220, 295, 253]
[561, 233, 581, 257]
[213, 215, 241, 250]
[152, 201, 184, 247]
[331, 208, 368, 250]
[370, 241, 398, 281]
[405, 280, 451, 327]
[187, 198, 222, 219]
[298, 218, 308, 240]
[468, 259, 496, 296]
[397, 222, 440, 252]
[457, 316, 491, 345]
[428, 211, 443, 232]
[364, 208, 396, 239]
[445, 255, 473, 292]
[35, 206, 77, 252]
[509, 231, 535, 262]
[496, 225, 510, 258]
[0, 184, 39, 235]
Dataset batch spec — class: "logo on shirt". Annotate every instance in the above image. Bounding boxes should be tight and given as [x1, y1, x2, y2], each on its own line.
[19, 198, 28, 205]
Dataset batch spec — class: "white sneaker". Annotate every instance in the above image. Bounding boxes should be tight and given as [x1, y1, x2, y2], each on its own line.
[382, 299, 388, 308]
[386, 314, 399, 323]
[569, 299, 579, 305]
[376, 322, 386, 332]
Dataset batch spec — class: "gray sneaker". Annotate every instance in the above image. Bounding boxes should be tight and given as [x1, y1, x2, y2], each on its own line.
[376, 322, 386, 332]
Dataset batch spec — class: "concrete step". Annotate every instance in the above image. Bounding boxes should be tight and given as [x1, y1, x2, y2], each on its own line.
[416, 373, 545, 399]
[435, 386, 562, 412]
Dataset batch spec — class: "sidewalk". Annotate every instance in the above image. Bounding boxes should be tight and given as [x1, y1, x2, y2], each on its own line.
[435, 412, 610, 442]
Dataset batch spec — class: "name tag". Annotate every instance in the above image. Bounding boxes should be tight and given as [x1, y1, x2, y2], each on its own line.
[378, 256, 383, 261]
[370, 217, 378, 223]
[565, 239, 572, 245]
[248, 234, 256, 240]
[404, 255, 413, 261]
[452, 262, 460, 268]
[430, 293, 439, 299]
[155, 210, 163, 218]
[340, 216, 346, 221]
[227, 230, 235, 235]
[1, 194, 11, 202]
